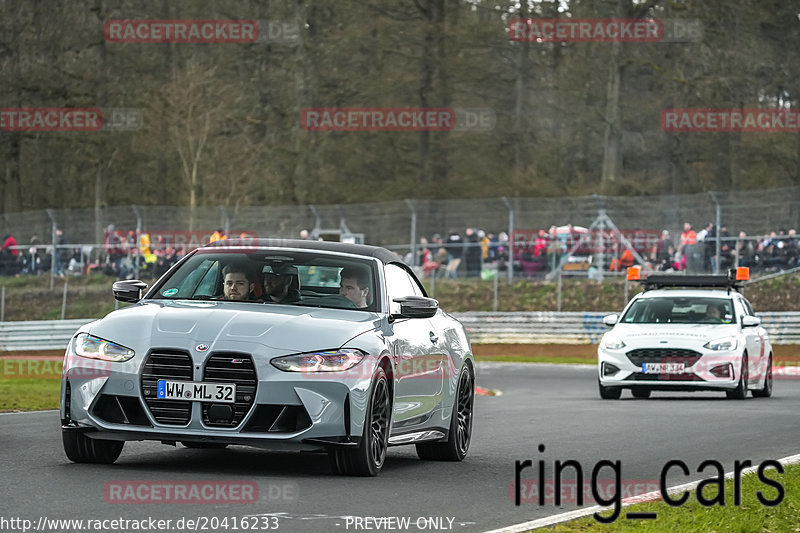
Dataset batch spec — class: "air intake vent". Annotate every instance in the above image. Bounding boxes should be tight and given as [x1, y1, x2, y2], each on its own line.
[141, 350, 193, 425]
[202, 354, 257, 428]
[242, 405, 312, 433]
[626, 348, 702, 367]
[93, 394, 152, 426]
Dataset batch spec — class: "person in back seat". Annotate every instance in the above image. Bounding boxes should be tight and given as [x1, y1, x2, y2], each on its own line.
[262, 264, 301, 303]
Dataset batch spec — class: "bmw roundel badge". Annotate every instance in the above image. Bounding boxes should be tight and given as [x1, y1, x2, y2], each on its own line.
[196, 344, 209, 352]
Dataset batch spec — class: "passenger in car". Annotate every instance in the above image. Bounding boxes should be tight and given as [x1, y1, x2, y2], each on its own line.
[222, 263, 257, 301]
[339, 266, 371, 309]
[262, 264, 301, 303]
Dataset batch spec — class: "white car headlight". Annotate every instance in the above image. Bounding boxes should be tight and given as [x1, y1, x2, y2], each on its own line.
[271, 348, 365, 372]
[601, 337, 626, 350]
[73, 333, 135, 362]
[703, 336, 738, 351]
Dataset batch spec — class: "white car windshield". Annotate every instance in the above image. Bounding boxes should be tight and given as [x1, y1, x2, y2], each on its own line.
[621, 297, 736, 324]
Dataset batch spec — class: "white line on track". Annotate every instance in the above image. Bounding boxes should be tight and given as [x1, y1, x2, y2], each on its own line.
[0, 409, 59, 416]
[485, 452, 800, 533]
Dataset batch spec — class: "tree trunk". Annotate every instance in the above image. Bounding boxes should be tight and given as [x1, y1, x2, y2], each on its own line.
[513, 1, 530, 174]
[600, 38, 622, 192]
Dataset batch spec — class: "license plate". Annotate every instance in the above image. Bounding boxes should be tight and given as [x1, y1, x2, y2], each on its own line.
[642, 363, 685, 374]
[157, 380, 236, 403]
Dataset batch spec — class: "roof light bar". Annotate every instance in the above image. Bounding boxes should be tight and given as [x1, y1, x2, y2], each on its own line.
[641, 270, 745, 292]
[626, 266, 641, 281]
[735, 266, 750, 281]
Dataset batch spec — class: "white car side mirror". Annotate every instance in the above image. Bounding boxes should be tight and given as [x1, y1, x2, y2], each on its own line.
[603, 314, 618, 327]
[742, 315, 761, 328]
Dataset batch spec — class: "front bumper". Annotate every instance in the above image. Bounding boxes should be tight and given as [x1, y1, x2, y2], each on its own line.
[61, 348, 377, 450]
[598, 346, 742, 391]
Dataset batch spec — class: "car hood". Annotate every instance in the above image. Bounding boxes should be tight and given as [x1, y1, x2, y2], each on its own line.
[85, 300, 381, 353]
[605, 323, 739, 348]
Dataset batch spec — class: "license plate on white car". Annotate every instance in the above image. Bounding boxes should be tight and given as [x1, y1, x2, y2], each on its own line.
[642, 363, 685, 374]
[157, 380, 236, 403]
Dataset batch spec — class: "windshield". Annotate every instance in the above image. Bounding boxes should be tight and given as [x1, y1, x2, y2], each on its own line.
[621, 297, 736, 324]
[150, 249, 380, 312]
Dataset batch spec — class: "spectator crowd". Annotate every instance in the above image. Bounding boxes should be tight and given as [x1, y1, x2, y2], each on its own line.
[0, 222, 798, 280]
[405, 222, 800, 280]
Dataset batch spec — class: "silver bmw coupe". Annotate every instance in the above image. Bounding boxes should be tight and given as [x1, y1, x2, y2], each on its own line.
[60, 239, 474, 476]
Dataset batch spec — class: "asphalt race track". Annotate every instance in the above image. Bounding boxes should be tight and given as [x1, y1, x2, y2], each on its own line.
[2, 362, 799, 532]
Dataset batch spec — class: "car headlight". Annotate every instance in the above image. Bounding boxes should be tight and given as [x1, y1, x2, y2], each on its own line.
[271, 348, 365, 372]
[601, 337, 626, 350]
[703, 337, 738, 351]
[73, 333, 135, 362]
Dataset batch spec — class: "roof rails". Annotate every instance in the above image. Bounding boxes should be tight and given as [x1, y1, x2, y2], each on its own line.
[630, 267, 749, 293]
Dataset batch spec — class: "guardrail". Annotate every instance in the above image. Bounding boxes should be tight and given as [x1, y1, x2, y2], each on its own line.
[1, 312, 800, 351]
[0, 319, 93, 351]
[454, 311, 800, 345]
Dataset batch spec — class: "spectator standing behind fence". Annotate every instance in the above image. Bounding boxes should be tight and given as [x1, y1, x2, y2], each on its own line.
[712, 225, 733, 271]
[699, 222, 715, 272]
[479, 230, 490, 261]
[103, 225, 125, 277]
[680, 223, 696, 251]
[464, 228, 481, 277]
[445, 229, 463, 278]
[786, 229, 799, 267]
[735, 231, 755, 268]
[53, 229, 67, 276]
[653, 230, 674, 271]
[24, 235, 40, 274]
[681, 222, 704, 273]
[1, 234, 19, 275]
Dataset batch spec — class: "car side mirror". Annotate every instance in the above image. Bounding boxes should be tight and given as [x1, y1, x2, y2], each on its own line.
[391, 296, 439, 320]
[741, 315, 760, 328]
[602, 314, 618, 327]
[113, 280, 148, 303]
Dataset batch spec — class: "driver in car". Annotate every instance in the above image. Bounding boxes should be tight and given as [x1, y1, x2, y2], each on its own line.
[222, 263, 256, 301]
[262, 264, 301, 303]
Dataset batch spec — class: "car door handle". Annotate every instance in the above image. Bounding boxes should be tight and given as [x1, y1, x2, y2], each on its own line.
[429, 331, 438, 344]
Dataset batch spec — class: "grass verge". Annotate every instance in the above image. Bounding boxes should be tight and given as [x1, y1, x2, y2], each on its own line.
[0, 378, 60, 412]
[542, 463, 800, 532]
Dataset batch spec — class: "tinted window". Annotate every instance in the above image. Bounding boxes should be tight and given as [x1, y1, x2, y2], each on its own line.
[622, 297, 736, 324]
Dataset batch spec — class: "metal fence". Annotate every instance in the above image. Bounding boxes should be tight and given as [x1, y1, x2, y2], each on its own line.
[2, 312, 800, 351]
[3, 187, 800, 251]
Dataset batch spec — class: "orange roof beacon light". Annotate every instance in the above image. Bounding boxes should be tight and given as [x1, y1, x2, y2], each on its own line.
[626, 266, 641, 281]
[735, 266, 750, 281]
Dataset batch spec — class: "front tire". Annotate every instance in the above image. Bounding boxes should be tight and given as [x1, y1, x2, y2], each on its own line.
[416, 363, 474, 461]
[62, 429, 124, 464]
[752, 354, 773, 398]
[598, 380, 622, 399]
[329, 366, 390, 476]
[726, 354, 749, 399]
[631, 388, 651, 399]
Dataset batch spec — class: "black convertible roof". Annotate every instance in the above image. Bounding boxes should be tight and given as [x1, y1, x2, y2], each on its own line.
[204, 238, 401, 264]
